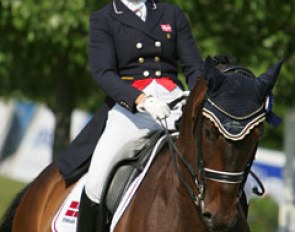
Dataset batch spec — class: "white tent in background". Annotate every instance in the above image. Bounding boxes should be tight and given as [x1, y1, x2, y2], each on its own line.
[0, 103, 91, 183]
[0, 104, 54, 182]
[252, 147, 285, 204]
[0, 100, 15, 157]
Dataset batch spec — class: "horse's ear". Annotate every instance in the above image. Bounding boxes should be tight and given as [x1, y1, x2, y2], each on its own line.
[256, 58, 285, 96]
[204, 56, 225, 92]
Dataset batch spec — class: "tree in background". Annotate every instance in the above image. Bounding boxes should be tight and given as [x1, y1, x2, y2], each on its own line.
[0, 0, 294, 158]
[171, 0, 295, 149]
[248, 197, 279, 232]
[0, 0, 108, 158]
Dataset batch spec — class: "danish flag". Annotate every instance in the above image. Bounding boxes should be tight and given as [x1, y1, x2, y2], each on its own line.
[161, 24, 172, 32]
[65, 201, 79, 218]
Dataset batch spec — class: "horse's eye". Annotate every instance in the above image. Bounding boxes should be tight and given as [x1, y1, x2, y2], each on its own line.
[204, 128, 213, 139]
[254, 124, 264, 140]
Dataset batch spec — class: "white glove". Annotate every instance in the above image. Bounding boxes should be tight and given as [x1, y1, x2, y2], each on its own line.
[137, 95, 171, 120]
[182, 90, 190, 98]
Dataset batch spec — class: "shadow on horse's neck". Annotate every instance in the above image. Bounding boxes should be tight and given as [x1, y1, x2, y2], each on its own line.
[177, 78, 207, 162]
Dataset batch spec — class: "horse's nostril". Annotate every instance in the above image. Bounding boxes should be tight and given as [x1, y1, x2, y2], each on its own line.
[202, 211, 212, 222]
[202, 211, 237, 231]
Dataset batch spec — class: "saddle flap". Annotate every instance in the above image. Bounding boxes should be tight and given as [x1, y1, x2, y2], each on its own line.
[103, 131, 164, 214]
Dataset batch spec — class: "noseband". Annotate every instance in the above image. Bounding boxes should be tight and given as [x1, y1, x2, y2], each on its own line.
[203, 168, 245, 184]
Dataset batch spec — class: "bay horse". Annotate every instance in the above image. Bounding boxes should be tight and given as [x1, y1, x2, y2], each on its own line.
[0, 56, 283, 232]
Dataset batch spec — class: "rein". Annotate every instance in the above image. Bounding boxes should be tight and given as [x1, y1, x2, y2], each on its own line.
[159, 121, 201, 206]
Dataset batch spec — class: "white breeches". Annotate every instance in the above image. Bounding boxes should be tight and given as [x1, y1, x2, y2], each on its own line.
[85, 80, 184, 203]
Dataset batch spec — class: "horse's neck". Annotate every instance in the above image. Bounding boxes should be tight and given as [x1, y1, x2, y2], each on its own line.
[119, 84, 209, 229]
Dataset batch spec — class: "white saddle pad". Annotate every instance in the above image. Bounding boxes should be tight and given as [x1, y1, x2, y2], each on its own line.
[51, 174, 87, 232]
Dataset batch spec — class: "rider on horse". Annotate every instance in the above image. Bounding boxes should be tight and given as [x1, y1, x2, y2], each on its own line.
[56, 0, 204, 231]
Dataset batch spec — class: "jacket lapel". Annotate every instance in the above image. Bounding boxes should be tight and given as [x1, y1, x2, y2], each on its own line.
[145, 0, 164, 31]
[112, 0, 164, 41]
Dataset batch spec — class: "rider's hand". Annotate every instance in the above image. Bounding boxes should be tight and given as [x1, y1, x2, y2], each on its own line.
[182, 90, 190, 98]
[136, 95, 171, 120]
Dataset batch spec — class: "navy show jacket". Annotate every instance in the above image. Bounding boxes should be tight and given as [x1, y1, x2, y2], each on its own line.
[56, 0, 203, 183]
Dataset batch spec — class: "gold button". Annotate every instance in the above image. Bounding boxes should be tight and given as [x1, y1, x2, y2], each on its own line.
[143, 70, 150, 77]
[136, 42, 143, 49]
[155, 41, 161, 48]
[138, 57, 145, 63]
[155, 70, 161, 77]
[154, 56, 160, 62]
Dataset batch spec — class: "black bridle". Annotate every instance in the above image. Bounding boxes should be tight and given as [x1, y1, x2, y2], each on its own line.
[194, 107, 255, 204]
[162, 95, 263, 207]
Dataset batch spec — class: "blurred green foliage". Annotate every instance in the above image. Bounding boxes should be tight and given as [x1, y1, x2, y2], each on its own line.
[0, 0, 101, 109]
[0, 175, 25, 218]
[0, 0, 294, 153]
[248, 196, 279, 232]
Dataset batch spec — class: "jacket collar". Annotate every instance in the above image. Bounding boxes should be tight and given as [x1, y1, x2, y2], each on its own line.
[113, 0, 157, 14]
[112, 0, 163, 40]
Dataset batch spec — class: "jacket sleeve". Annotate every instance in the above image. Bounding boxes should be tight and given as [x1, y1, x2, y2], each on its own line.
[175, 6, 204, 90]
[89, 11, 142, 112]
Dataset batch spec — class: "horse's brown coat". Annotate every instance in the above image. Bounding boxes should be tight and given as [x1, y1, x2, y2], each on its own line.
[13, 164, 74, 232]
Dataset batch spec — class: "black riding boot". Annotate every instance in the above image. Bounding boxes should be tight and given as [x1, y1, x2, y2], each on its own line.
[77, 189, 101, 232]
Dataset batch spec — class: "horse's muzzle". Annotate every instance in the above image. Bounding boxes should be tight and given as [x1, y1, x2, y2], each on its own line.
[201, 208, 237, 232]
